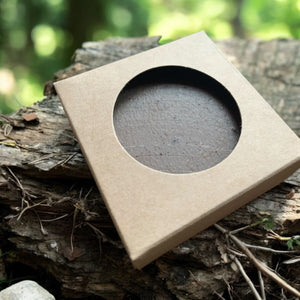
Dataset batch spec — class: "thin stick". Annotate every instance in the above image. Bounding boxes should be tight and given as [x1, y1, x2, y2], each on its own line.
[230, 224, 252, 235]
[84, 186, 93, 200]
[227, 247, 246, 257]
[214, 224, 300, 298]
[70, 207, 79, 253]
[282, 256, 300, 264]
[243, 242, 300, 254]
[258, 271, 266, 300]
[29, 154, 55, 165]
[281, 288, 287, 300]
[6, 167, 37, 209]
[224, 278, 234, 300]
[0, 113, 15, 123]
[41, 213, 69, 222]
[17, 200, 47, 221]
[6, 167, 23, 189]
[6, 166, 26, 208]
[233, 256, 262, 300]
[189, 270, 201, 285]
[54, 153, 77, 167]
[33, 210, 48, 235]
[60, 152, 77, 165]
[213, 290, 226, 300]
[86, 222, 103, 258]
[86, 222, 105, 238]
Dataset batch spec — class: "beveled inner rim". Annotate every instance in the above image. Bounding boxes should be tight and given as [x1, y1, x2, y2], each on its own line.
[113, 66, 241, 174]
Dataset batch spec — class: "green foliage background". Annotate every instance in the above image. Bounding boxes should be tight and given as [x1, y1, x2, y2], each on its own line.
[0, 0, 300, 113]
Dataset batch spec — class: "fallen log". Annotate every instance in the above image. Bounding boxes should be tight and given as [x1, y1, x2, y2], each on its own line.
[0, 36, 299, 299]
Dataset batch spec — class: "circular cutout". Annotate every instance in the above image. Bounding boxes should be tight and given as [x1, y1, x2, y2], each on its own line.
[113, 66, 241, 174]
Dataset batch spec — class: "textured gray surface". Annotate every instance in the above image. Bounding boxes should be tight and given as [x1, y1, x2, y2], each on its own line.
[216, 38, 300, 137]
[114, 66, 240, 173]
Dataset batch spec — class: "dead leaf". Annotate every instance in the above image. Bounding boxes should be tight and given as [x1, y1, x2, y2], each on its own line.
[60, 140, 74, 146]
[286, 189, 295, 199]
[22, 113, 38, 122]
[216, 240, 229, 263]
[63, 246, 85, 261]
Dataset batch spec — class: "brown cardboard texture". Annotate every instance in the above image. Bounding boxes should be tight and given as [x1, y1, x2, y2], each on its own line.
[54, 32, 300, 269]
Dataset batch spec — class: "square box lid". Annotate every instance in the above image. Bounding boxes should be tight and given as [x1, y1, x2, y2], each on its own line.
[54, 32, 300, 268]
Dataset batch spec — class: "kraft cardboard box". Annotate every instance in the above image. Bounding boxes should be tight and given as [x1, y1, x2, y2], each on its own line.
[54, 31, 300, 269]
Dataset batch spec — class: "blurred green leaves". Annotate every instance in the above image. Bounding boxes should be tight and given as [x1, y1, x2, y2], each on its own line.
[0, 0, 299, 114]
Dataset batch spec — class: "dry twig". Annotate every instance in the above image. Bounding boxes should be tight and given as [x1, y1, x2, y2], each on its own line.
[70, 206, 79, 253]
[214, 223, 300, 298]
[243, 242, 300, 254]
[17, 199, 47, 221]
[258, 271, 266, 300]
[213, 290, 226, 300]
[0, 113, 15, 123]
[86, 222, 104, 258]
[40, 213, 69, 222]
[33, 210, 48, 235]
[6, 166, 28, 209]
[232, 256, 262, 300]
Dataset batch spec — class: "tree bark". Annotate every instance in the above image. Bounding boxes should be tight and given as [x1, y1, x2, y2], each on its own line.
[0, 36, 299, 299]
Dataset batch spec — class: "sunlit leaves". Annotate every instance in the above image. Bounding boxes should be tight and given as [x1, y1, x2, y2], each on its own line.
[241, 0, 300, 39]
[256, 23, 293, 39]
[148, 0, 235, 41]
[148, 0, 299, 41]
[17, 75, 41, 106]
[8, 29, 26, 49]
[0, 67, 41, 113]
[1, 0, 300, 114]
[148, 12, 204, 41]
[111, 6, 132, 28]
[210, 21, 233, 39]
[31, 24, 57, 56]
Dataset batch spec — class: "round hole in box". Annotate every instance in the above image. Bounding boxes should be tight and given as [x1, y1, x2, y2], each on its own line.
[113, 66, 241, 174]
